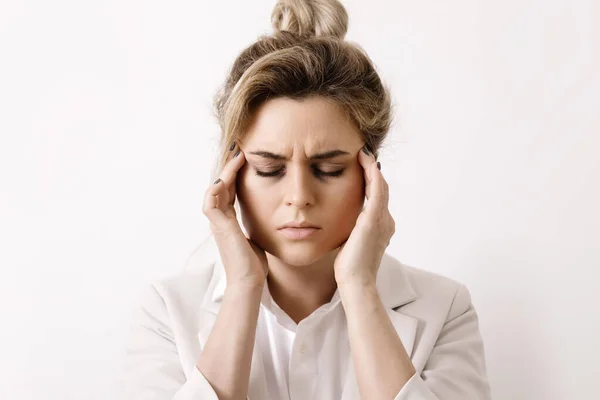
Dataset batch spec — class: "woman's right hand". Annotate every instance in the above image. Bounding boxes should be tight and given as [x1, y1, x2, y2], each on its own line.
[202, 144, 268, 288]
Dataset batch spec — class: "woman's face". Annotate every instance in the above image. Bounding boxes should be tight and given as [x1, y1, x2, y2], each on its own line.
[236, 96, 366, 266]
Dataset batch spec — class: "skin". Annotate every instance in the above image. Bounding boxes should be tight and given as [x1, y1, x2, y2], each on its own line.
[236, 95, 366, 323]
[197, 95, 416, 400]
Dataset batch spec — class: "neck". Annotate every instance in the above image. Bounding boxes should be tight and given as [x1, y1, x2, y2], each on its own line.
[265, 250, 340, 324]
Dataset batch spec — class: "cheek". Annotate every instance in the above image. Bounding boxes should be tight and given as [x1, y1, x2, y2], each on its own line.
[236, 168, 273, 215]
[325, 170, 365, 214]
[236, 169, 281, 247]
[337, 166, 365, 200]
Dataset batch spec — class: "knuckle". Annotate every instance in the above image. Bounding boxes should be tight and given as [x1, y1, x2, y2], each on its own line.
[202, 201, 215, 217]
[204, 186, 217, 199]
[388, 216, 395, 230]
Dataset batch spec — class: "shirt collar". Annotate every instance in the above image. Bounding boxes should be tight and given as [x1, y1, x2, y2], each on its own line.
[259, 282, 343, 332]
[260, 280, 342, 315]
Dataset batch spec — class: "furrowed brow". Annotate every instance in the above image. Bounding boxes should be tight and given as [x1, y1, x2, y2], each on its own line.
[248, 151, 286, 160]
[310, 150, 350, 160]
[248, 149, 350, 160]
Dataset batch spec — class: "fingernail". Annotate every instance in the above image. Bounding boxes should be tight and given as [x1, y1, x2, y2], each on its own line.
[214, 178, 222, 185]
[362, 146, 370, 155]
[234, 149, 241, 158]
[229, 142, 235, 151]
[377, 162, 381, 170]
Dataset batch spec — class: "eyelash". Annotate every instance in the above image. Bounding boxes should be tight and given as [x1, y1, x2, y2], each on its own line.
[255, 167, 345, 178]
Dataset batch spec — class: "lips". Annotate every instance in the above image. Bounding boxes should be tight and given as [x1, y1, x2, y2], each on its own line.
[278, 221, 321, 229]
[278, 227, 320, 240]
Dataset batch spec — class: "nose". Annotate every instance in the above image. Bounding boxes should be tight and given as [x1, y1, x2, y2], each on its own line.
[283, 164, 316, 209]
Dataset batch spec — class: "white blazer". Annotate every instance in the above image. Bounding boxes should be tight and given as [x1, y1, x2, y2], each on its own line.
[118, 251, 492, 399]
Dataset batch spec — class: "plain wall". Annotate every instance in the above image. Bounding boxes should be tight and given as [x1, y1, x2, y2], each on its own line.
[0, 0, 598, 398]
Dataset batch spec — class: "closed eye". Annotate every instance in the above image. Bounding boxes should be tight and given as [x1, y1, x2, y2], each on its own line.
[255, 169, 284, 177]
[255, 167, 345, 178]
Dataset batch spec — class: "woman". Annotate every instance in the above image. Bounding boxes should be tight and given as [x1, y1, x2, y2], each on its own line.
[119, 0, 492, 399]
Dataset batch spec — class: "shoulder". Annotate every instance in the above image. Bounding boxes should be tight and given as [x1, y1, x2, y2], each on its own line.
[408, 262, 470, 304]
[383, 253, 474, 322]
[131, 260, 219, 335]
[123, 261, 221, 378]
[152, 261, 216, 303]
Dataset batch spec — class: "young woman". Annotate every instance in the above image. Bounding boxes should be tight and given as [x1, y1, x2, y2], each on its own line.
[119, 0, 492, 399]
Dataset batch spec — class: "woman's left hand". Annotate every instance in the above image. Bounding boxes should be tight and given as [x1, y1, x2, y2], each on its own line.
[333, 146, 396, 287]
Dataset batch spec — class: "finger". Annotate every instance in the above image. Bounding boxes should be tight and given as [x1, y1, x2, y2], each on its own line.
[374, 158, 389, 208]
[358, 146, 376, 188]
[218, 146, 246, 206]
[202, 145, 245, 227]
[358, 146, 388, 219]
[368, 163, 386, 220]
[358, 146, 378, 200]
[202, 179, 231, 228]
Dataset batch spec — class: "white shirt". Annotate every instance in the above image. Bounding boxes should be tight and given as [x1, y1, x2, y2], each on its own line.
[257, 282, 347, 400]
[117, 252, 492, 399]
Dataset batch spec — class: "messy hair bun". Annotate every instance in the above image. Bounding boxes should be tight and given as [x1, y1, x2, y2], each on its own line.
[271, 0, 348, 39]
[212, 0, 392, 177]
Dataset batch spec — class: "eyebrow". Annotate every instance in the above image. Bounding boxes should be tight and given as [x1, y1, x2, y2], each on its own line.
[247, 149, 350, 161]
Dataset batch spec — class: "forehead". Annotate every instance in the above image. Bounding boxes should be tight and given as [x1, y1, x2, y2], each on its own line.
[242, 96, 363, 155]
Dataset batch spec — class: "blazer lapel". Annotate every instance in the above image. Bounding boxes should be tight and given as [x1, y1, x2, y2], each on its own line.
[196, 258, 270, 399]
[341, 253, 419, 400]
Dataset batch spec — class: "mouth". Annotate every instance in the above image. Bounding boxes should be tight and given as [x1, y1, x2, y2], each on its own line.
[278, 227, 321, 240]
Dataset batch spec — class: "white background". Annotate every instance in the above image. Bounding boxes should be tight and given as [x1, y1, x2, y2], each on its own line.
[1, 0, 598, 399]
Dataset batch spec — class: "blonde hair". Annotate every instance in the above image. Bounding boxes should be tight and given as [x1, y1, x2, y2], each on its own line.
[211, 0, 393, 178]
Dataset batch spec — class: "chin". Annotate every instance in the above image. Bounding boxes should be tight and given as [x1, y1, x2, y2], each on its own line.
[280, 251, 322, 267]
[268, 241, 330, 267]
